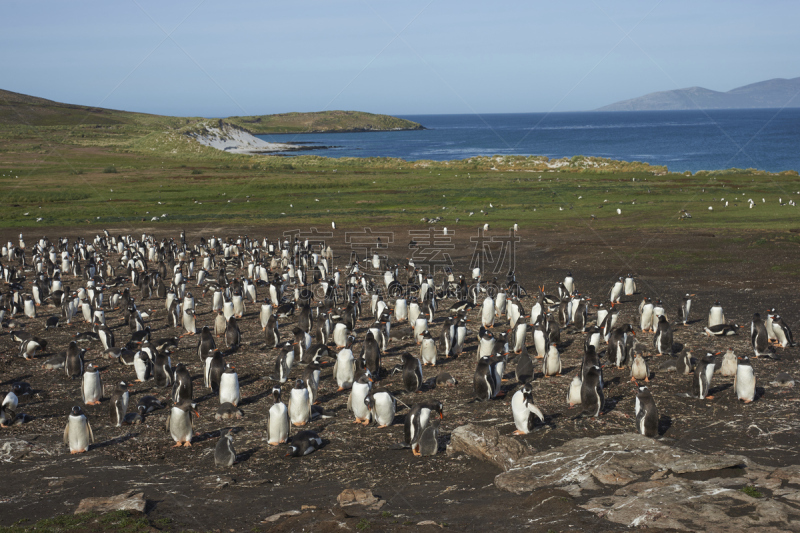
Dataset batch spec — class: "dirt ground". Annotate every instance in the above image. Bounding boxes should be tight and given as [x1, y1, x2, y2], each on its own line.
[1, 223, 799, 532]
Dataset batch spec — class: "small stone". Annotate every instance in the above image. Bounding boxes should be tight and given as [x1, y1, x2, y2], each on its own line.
[337, 488, 379, 507]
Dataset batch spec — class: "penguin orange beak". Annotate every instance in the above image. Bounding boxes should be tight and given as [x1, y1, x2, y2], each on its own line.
[193, 410, 200, 417]
[737, 357, 742, 360]
[439, 412, 443, 420]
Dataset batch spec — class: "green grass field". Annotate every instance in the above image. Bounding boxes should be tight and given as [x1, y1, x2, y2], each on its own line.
[0, 89, 798, 233]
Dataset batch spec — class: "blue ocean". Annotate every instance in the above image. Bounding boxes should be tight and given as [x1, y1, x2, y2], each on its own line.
[257, 109, 800, 173]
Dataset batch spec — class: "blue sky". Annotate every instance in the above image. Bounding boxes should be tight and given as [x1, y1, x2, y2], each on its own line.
[2, 1, 798, 116]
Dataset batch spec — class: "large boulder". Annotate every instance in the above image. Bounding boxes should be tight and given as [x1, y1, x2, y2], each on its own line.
[494, 433, 746, 493]
[75, 491, 146, 515]
[447, 424, 530, 471]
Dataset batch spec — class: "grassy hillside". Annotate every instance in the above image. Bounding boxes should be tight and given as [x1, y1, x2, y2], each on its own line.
[225, 110, 423, 134]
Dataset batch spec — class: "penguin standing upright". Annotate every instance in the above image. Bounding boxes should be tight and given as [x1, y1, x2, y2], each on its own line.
[511, 383, 545, 435]
[772, 315, 796, 348]
[153, 350, 173, 388]
[134, 351, 152, 382]
[267, 386, 289, 445]
[542, 344, 561, 377]
[63, 406, 94, 454]
[751, 313, 771, 358]
[580, 366, 604, 417]
[196, 326, 216, 362]
[420, 330, 438, 366]
[609, 278, 623, 304]
[417, 418, 441, 456]
[630, 353, 650, 382]
[566, 374, 582, 408]
[65, 341, 84, 379]
[515, 347, 534, 383]
[109, 382, 129, 427]
[348, 374, 373, 425]
[334, 336, 356, 391]
[81, 363, 103, 406]
[366, 387, 396, 428]
[708, 301, 725, 328]
[639, 298, 654, 333]
[692, 353, 717, 400]
[481, 296, 495, 328]
[225, 316, 242, 348]
[402, 400, 443, 455]
[474, 355, 497, 401]
[288, 378, 312, 427]
[608, 324, 634, 368]
[166, 399, 199, 447]
[678, 294, 695, 326]
[635, 386, 658, 437]
[218, 363, 240, 406]
[205, 350, 224, 393]
[653, 315, 673, 356]
[172, 363, 193, 404]
[401, 352, 423, 393]
[719, 348, 738, 377]
[214, 429, 236, 467]
[623, 274, 636, 296]
[735, 355, 756, 403]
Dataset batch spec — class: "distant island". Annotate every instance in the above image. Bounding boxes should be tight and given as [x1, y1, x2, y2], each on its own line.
[0, 88, 423, 134]
[596, 76, 800, 111]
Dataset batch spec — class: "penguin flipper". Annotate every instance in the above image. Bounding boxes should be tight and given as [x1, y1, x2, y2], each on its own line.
[165, 413, 171, 432]
[63, 423, 69, 445]
[87, 421, 95, 443]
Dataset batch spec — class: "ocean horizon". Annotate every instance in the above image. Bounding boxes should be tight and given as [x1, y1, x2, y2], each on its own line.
[256, 108, 800, 173]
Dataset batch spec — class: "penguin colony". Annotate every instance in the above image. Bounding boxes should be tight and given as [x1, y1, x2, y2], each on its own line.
[0, 232, 792, 464]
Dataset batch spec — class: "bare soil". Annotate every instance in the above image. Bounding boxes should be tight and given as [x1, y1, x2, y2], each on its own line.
[1, 225, 799, 532]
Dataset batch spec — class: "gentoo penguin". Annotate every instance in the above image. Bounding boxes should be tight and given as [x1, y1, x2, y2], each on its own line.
[511, 383, 545, 434]
[719, 348, 738, 377]
[302, 362, 322, 404]
[678, 294, 695, 326]
[214, 429, 236, 467]
[267, 386, 289, 445]
[63, 406, 94, 454]
[563, 271, 575, 295]
[134, 351, 153, 382]
[215, 402, 243, 420]
[623, 274, 636, 296]
[413, 315, 429, 345]
[585, 325, 603, 355]
[365, 387, 396, 428]
[434, 372, 458, 388]
[751, 313, 771, 358]
[265, 313, 280, 348]
[765, 309, 778, 343]
[402, 400, 443, 455]
[481, 296, 495, 328]
[348, 374, 373, 425]
[219, 364, 240, 406]
[651, 299, 665, 331]
[630, 353, 650, 382]
[273, 342, 294, 383]
[65, 341, 84, 379]
[635, 386, 659, 438]
[609, 277, 623, 304]
[166, 399, 199, 447]
[332, 321, 350, 349]
[417, 418, 440, 456]
[770, 373, 795, 388]
[735, 355, 756, 403]
[334, 336, 356, 391]
[109, 381, 129, 427]
[225, 316, 242, 348]
[215, 310, 227, 337]
[542, 344, 561, 377]
[532, 317, 549, 359]
[285, 430, 323, 457]
[81, 364, 103, 405]
[1, 392, 19, 427]
[401, 352, 423, 393]
[153, 350, 173, 388]
[478, 329, 496, 358]
[704, 323, 740, 336]
[136, 395, 163, 414]
[772, 315, 796, 348]
[182, 307, 196, 336]
[708, 301, 725, 328]
[205, 350, 225, 393]
[474, 355, 497, 401]
[172, 363, 193, 404]
[452, 314, 467, 356]
[515, 347, 534, 383]
[580, 365, 604, 417]
[420, 330, 437, 366]
[196, 326, 216, 362]
[394, 298, 408, 323]
[288, 378, 312, 427]
[566, 374, 582, 408]
[608, 324, 634, 368]
[260, 299, 273, 331]
[495, 289, 507, 318]
[19, 338, 41, 360]
[362, 331, 381, 378]
[640, 298, 654, 333]
[653, 315, 673, 356]
[692, 353, 717, 399]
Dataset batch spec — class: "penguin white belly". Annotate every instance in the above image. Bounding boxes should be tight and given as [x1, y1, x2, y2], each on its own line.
[223, 302, 235, 321]
[373, 392, 395, 426]
[481, 298, 494, 327]
[82, 373, 102, 404]
[333, 324, 348, 348]
[640, 307, 653, 331]
[335, 351, 355, 389]
[219, 374, 240, 406]
[169, 409, 192, 443]
[708, 308, 724, 327]
[67, 417, 91, 452]
[624, 278, 635, 296]
[495, 294, 507, 316]
[511, 391, 531, 433]
[395, 299, 408, 322]
[268, 403, 289, 443]
[413, 319, 428, 344]
[543, 346, 561, 376]
[289, 389, 310, 425]
[735, 366, 756, 402]
[509, 306, 521, 328]
[420, 338, 437, 365]
[534, 330, 547, 357]
[774, 324, 788, 346]
[350, 383, 371, 421]
[513, 323, 527, 353]
[567, 376, 582, 407]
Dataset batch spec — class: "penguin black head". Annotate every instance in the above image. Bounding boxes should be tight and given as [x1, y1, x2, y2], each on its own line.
[272, 386, 282, 402]
[293, 378, 305, 389]
[70, 405, 83, 417]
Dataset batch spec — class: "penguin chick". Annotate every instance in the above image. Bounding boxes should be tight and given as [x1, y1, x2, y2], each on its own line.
[214, 429, 236, 467]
